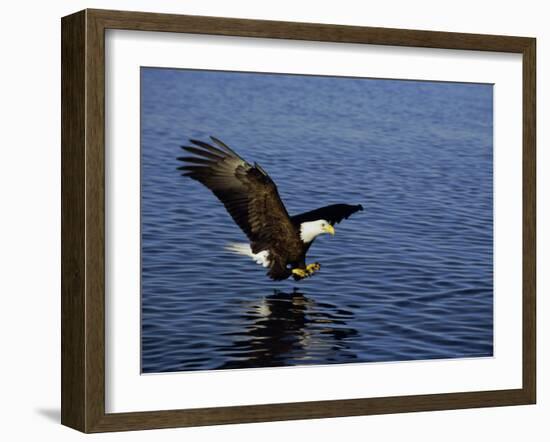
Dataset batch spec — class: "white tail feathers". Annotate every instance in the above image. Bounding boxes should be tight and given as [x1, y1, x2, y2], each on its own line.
[225, 242, 253, 257]
[225, 243, 271, 267]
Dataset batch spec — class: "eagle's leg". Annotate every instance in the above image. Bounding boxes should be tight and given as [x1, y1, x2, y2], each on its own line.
[291, 262, 321, 280]
[291, 268, 308, 280]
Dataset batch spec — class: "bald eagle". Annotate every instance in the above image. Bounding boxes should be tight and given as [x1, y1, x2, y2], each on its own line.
[178, 137, 363, 281]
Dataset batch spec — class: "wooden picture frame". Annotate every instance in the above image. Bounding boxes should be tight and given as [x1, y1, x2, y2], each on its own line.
[61, 8, 536, 433]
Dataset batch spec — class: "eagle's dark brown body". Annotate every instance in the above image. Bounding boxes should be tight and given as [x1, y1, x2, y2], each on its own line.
[178, 137, 363, 280]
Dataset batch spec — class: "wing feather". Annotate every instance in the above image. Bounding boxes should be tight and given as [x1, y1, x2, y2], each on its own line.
[178, 137, 299, 280]
[291, 204, 363, 226]
[176, 156, 215, 166]
[181, 145, 224, 161]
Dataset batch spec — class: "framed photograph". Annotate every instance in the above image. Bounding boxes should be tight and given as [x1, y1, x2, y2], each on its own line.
[61, 9, 536, 433]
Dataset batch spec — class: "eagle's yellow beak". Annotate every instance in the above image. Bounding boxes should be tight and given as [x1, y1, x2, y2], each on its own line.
[324, 224, 335, 236]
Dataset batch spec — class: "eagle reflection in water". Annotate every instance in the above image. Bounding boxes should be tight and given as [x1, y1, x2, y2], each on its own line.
[217, 290, 359, 370]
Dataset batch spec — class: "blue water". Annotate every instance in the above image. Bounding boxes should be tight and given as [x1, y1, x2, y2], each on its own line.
[140, 68, 493, 373]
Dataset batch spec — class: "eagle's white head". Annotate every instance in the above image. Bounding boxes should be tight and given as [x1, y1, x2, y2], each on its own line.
[299, 219, 335, 243]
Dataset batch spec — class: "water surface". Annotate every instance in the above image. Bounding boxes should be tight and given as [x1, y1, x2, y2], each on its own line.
[141, 68, 493, 373]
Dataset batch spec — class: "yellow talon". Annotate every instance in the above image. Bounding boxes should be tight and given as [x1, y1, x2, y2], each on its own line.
[306, 262, 321, 274]
[292, 263, 321, 280]
[292, 268, 307, 278]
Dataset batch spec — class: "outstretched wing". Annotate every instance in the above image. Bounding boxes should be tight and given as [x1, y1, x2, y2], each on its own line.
[178, 137, 297, 280]
[290, 204, 363, 226]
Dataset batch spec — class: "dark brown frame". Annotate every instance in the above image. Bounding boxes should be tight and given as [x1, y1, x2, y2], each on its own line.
[61, 8, 536, 433]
